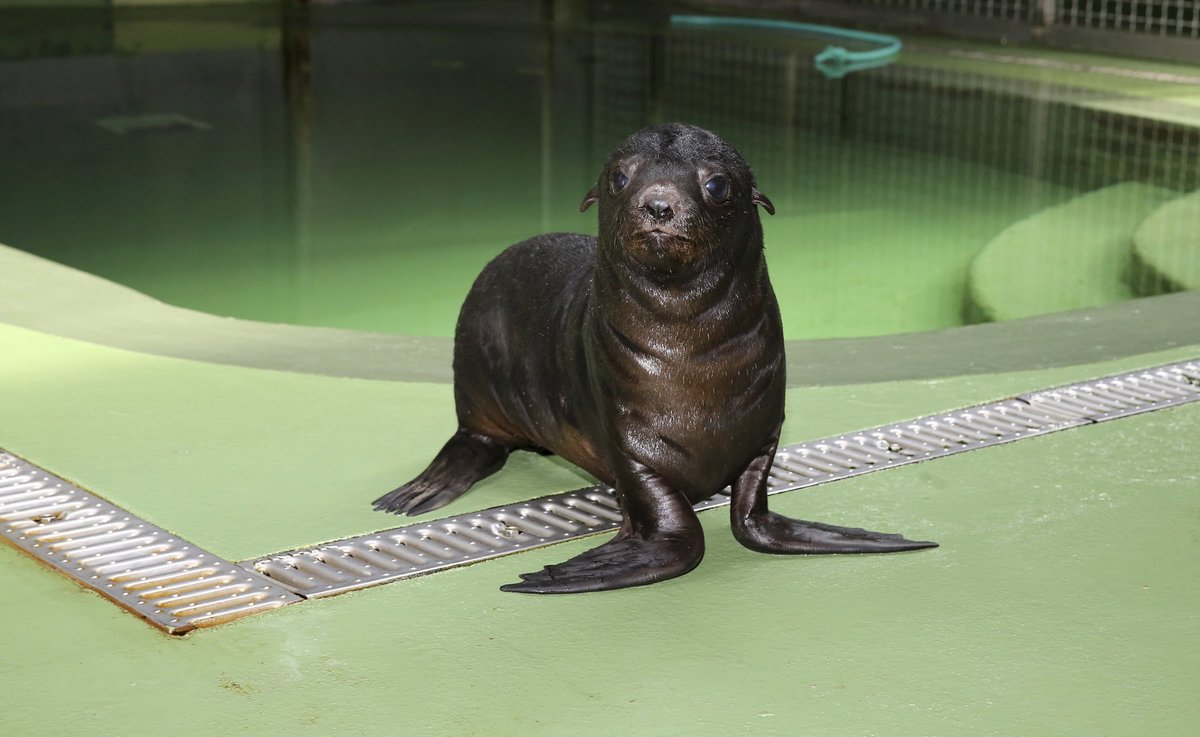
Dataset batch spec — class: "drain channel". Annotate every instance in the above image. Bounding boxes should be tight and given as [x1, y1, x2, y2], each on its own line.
[0, 455, 302, 634]
[241, 358, 1200, 599]
[2, 358, 1196, 631]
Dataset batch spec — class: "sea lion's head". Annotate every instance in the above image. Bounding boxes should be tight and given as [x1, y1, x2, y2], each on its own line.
[580, 123, 774, 278]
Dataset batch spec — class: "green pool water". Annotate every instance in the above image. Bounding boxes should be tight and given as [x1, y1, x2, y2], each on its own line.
[13, 133, 1079, 339]
[13, 2, 1181, 340]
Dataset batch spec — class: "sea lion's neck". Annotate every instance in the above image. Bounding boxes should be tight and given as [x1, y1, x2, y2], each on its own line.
[587, 241, 777, 374]
[594, 237, 766, 325]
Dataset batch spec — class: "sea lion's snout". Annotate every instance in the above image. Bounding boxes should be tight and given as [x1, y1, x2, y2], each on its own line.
[621, 176, 703, 271]
[636, 181, 684, 224]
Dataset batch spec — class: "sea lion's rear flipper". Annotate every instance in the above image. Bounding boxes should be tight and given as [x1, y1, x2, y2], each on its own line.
[501, 463, 705, 594]
[734, 512, 938, 553]
[499, 530, 704, 594]
[372, 429, 509, 516]
[729, 435, 938, 554]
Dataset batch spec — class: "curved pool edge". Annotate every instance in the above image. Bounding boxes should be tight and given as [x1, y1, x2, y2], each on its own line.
[3, 241, 1198, 387]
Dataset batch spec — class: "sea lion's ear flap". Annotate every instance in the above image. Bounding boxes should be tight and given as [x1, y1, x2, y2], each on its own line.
[579, 187, 599, 213]
[752, 188, 775, 216]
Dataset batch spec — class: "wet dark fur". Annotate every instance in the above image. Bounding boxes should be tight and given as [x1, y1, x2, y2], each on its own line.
[374, 123, 935, 593]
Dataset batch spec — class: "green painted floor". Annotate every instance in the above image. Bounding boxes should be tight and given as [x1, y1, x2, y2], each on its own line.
[2, 248, 1199, 736]
[3, 399, 1198, 737]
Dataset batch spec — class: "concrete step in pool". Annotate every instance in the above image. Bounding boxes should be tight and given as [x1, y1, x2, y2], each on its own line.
[964, 182, 1181, 323]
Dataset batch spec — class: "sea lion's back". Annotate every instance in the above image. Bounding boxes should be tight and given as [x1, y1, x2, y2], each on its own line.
[455, 232, 596, 345]
[450, 233, 599, 453]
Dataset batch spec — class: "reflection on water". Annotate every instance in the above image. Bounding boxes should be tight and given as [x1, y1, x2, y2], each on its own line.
[1, 2, 1195, 339]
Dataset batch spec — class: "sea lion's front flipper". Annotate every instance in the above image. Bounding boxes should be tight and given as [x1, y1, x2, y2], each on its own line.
[501, 462, 704, 594]
[730, 434, 938, 554]
[372, 429, 509, 516]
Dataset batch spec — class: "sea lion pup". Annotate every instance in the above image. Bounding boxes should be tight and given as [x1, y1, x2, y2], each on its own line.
[374, 123, 936, 593]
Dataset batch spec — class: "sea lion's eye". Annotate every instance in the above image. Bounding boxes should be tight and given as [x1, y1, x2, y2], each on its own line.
[705, 174, 729, 201]
[610, 170, 629, 194]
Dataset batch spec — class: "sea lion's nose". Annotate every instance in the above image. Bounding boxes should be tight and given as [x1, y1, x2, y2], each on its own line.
[638, 181, 682, 223]
[645, 199, 674, 221]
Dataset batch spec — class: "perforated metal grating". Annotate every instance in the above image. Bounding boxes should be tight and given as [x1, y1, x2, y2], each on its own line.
[241, 359, 1200, 599]
[3, 358, 1197, 630]
[0, 454, 302, 634]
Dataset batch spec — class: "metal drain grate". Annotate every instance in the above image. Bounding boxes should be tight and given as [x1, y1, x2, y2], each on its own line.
[241, 358, 1200, 598]
[3, 358, 1196, 628]
[246, 488, 627, 598]
[1021, 362, 1200, 421]
[0, 454, 302, 634]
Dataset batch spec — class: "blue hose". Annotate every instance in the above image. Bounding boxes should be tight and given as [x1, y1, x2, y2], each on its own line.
[669, 15, 902, 79]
